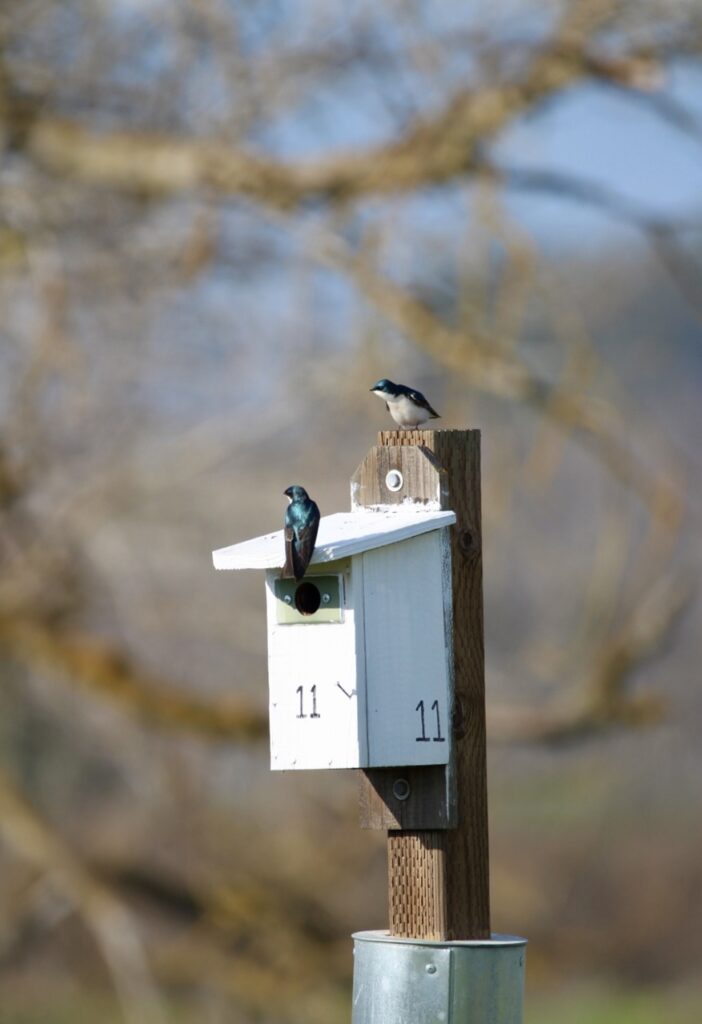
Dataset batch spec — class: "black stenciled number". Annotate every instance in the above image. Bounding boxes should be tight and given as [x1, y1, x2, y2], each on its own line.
[296, 685, 321, 719]
[415, 699, 429, 741]
[415, 699, 445, 742]
[430, 699, 445, 741]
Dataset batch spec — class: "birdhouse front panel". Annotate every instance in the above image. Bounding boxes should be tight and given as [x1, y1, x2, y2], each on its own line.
[266, 560, 367, 770]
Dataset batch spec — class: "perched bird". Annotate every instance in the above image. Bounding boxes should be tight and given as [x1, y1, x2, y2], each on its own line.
[370, 378, 441, 429]
[282, 485, 320, 582]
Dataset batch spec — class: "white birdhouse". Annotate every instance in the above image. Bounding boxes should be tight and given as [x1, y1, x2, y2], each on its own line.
[212, 507, 456, 771]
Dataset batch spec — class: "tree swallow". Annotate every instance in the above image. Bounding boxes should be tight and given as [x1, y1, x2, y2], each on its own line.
[370, 378, 441, 429]
[282, 485, 320, 581]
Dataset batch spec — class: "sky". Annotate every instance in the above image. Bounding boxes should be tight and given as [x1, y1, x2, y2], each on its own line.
[497, 60, 702, 245]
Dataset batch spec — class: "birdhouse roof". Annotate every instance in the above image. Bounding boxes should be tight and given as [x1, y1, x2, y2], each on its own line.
[212, 507, 456, 570]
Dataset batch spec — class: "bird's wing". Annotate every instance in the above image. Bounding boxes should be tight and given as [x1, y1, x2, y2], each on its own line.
[408, 389, 440, 418]
[282, 525, 296, 578]
[293, 506, 320, 580]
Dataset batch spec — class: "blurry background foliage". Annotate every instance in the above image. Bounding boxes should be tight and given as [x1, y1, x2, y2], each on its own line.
[0, 1, 701, 1022]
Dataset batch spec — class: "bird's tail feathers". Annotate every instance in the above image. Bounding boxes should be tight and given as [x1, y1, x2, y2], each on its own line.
[282, 547, 305, 581]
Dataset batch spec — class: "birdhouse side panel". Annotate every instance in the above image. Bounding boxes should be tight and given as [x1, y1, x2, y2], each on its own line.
[360, 530, 452, 767]
[265, 567, 367, 770]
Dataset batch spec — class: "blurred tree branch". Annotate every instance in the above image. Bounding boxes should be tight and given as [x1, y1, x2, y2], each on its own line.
[0, 2, 699, 1017]
[298, 223, 689, 745]
[0, 618, 268, 742]
[490, 163, 702, 321]
[1, 427, 267, 742]
[487, 571, 693, 743]
[0, 770, 167, 1024]
[0, 0, 694, 754]
[1, 34, 672, 206]
[317, 233, 684, 526]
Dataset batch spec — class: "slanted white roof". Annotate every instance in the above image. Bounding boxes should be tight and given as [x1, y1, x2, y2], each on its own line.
[212, 507, 456, 570]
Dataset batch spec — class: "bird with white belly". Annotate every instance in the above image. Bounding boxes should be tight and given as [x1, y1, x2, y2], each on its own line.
[370, 378, 441, 429]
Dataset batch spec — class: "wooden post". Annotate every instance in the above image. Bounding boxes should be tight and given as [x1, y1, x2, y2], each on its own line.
[357, 429, 490, 941]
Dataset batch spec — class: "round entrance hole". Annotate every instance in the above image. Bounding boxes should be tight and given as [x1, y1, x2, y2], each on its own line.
[294, 581, 322, 616]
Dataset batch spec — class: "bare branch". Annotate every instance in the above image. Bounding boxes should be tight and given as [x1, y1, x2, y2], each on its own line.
[315, 234, 684, 526]
[0, 618, 268, 741]
[0, 770, 168, 1024]
[7, 37, 672, 206]
[488, 572, 693, 744]
[485, 162, 702, 323]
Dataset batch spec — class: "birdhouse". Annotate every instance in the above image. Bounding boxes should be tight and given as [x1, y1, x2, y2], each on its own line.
[212, 504, 456, 771]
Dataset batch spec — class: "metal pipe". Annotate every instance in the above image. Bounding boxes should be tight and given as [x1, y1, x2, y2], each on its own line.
[352, 930, 527, 1024]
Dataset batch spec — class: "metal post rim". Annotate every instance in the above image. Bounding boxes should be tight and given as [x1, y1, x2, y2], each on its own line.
[352, 929, 527, 949]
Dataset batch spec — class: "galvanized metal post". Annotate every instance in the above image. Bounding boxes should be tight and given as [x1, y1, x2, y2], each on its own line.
[352, 931, 527, 1024]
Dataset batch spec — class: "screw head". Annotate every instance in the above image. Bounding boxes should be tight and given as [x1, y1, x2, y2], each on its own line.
[284, 595, 292, 604]
[392, 778, 411, 801]
[322, 593, 331, 604]
[425, 963, 437, 975]
[385, 469, 404, 492]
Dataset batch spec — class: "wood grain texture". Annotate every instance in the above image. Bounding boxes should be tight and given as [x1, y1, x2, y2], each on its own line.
[351, 445, 448, 508]
[388, 831, 446, 940]
[379, 429, 490, 940]
[359, 765, 451, 829]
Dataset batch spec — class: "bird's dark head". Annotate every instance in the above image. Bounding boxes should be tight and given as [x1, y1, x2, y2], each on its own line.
[284, 485, 308, 502]
[370, 378, 397, 396]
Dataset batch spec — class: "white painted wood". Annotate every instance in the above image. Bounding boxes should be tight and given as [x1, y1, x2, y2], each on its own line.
[214, 509, 455, 771]
[266, 566, 367, 770]
[360, 530, 452, 767]
[212, 508, 456, 570]
[264, 530, 452, 770]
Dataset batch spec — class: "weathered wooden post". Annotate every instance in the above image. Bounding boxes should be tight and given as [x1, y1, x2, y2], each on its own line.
[212, 429, 526, 1024]
[351, 430, 526, 1024]
[353, 430, 489, 937]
